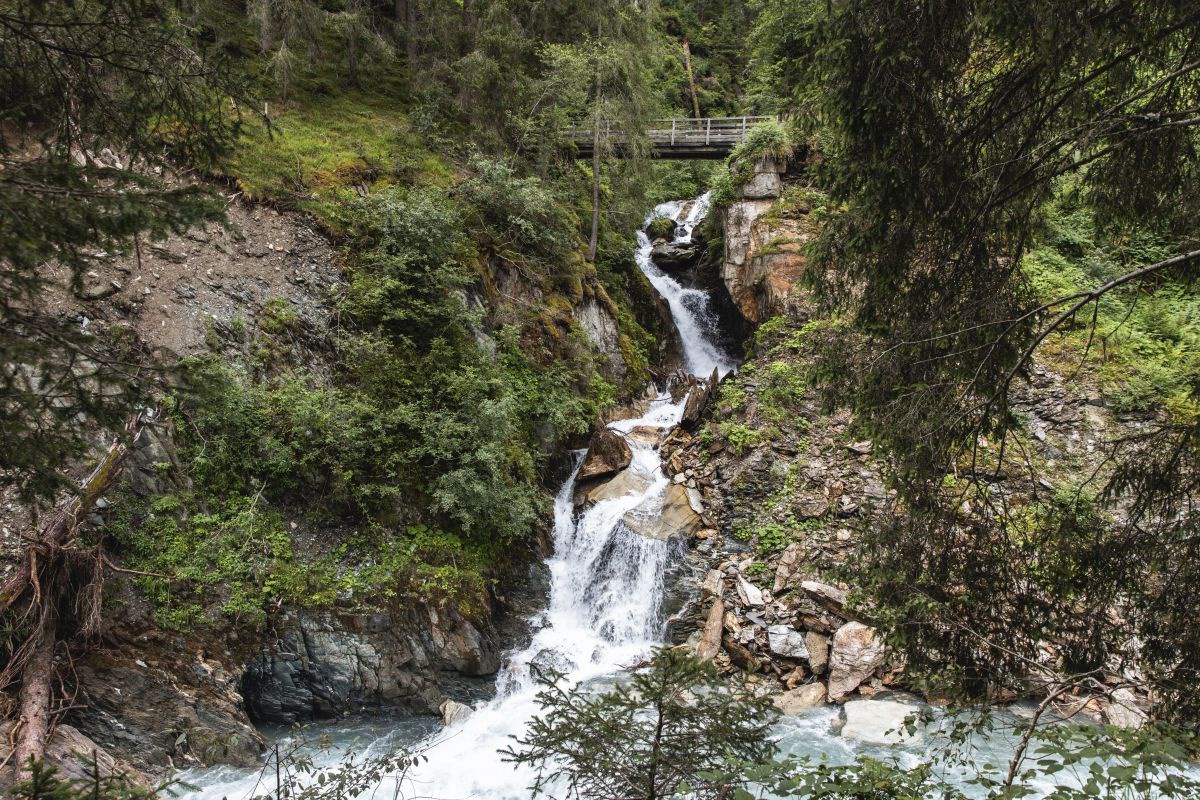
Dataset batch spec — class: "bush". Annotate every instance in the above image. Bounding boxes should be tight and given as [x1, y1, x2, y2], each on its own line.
[730, 117, 795, 165]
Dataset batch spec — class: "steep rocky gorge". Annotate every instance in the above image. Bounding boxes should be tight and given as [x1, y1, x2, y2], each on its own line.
[630, 160, 1156, 731]
[3, 159, 1157, 787]
[0, 191, 681, 782]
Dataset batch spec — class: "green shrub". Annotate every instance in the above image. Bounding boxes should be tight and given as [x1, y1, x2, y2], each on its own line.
[260, 297, 299, 334]
[729, 117, 795, 165]
[724, 422, 762, 456]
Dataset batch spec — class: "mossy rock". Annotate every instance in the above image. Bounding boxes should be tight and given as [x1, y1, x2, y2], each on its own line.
[646, 217, 677, 241]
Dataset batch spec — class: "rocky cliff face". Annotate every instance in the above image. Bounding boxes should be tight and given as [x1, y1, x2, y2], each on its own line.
[661, 173, 1154, 728]
[718, 159, 814, 324]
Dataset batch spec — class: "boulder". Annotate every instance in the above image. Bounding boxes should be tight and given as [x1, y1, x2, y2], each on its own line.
[1102, 688, 1148, 729]
[697, 599, 725, 662]
[576, 468, 651, 507]
[767, 625, 810, 660]
[626, 424, 662, 446]
[0, 723, 150, 788]
[773, 543, 804, 592]
[440, 699, 473, 727]
[650, 241, 702, 270]
[801, 580, 848, 613]
[839, 699, 922, 746]
[622, 484, 703, 540]
[736, 575, 766, 607]
[805, 632, 830, 675]
[646, 217, 677, 240]
[577, 428, 633, 482]
[701, 569, 725, 600]
[680, 368, 720, 430]
[827, 622, 886, 702]
[741, 169, 782, 200]
[773, 683, 827, 714]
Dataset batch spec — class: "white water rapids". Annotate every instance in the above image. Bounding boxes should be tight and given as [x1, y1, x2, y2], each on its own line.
[182, 196, 738, 800]
[180, 197, 1167, 800]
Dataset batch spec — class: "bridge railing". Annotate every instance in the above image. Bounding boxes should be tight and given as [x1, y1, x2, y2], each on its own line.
[562, 116, 776, 148]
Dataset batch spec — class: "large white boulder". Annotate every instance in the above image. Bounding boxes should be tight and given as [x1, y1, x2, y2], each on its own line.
[767, 625, 810, 660]
[827, 622, 886, 702]
[839, 699, 923, 746]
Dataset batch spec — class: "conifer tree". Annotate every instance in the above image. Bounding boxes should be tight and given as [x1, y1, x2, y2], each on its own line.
[504, 649, 779, 800]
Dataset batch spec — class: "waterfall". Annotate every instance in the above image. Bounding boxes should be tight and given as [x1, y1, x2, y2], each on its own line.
[636, 193, 738, 378]
[381, 197, 735, 798]
[179, 195, 735, 800]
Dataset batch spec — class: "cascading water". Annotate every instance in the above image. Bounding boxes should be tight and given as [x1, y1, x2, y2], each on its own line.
[183, 195, 1199, 800]
[180, 196, 739, 800]
[636, 193, 738, 378]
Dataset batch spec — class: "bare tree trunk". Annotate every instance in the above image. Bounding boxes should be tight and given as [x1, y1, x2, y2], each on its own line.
[13, 612, 56, 779]
[588, 131, 600, 263]
[682, 40, 701, 121]
[405, 0, 418, 64]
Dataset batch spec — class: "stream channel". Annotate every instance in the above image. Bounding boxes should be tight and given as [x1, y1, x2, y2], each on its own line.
[180, 196, 1127, 800]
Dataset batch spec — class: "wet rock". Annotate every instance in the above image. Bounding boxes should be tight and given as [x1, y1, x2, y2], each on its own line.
[577, 468, 652, 507]
[626, 425, 662, 446]
[577, 428, 633, 482]
[1102, 688, 1148, 729]
[71, 651, 263, 774]
[646, 217, 677, 240]
[529, 647, 575, 677]
[622, 484, 703, 540]
[242, 610, 497, 726]
[680, 368, 720, 431]
[805, 632, 830, 675]
[698, 599, 725, 662]
[440, 699, 473, 727]
[767, 625, 810, 660]
[0, 723, 149, 788]
[839, 699, 922, 745]
[773, 683, 826, 713]
[650, 241, 702, 270]
[828, 622, 886, 702]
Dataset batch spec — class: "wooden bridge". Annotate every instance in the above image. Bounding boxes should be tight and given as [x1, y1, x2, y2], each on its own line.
[563, 116, 775, 159]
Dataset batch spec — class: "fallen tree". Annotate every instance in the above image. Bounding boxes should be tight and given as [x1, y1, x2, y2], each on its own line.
[0, 413, 142, 779]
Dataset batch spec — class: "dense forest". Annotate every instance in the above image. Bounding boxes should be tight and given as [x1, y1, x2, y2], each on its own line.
[2, 0, 1200, 798]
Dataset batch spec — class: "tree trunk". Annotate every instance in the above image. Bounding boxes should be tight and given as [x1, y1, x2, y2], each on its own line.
[405, 0, 418, 64]
[13, 611, 56, 780]
[588, 126, 600, 263]
[2, 419, 139, 781]
[682, 40, 702, 121]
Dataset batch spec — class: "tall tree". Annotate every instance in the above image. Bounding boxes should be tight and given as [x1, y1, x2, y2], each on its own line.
[539, 1, 662, 261]
[0, 0, 243, 774]
[0, 0, 244, 503]
[765, 0, 1200, 717]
